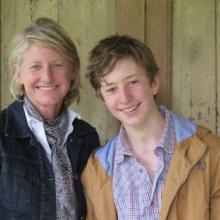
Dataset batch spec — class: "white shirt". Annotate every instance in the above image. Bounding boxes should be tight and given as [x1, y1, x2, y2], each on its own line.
[24, 106, 80, 162]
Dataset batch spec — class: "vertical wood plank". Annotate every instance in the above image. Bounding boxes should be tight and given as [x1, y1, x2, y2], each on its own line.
[145, 0, 172, 107]
[172, 0, 216, 132]
[116, 0, 145, 41]
[59, 0, 117, 144]
[217, 0, 220, 136]
[30, 0, 59, 21]
[1, 0, 31, 109]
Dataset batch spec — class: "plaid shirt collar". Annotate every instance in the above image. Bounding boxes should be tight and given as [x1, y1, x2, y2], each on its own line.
[114, 106, 175, 164]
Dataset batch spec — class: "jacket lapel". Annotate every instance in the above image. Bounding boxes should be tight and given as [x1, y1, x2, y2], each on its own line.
[160, 134, 206, 220]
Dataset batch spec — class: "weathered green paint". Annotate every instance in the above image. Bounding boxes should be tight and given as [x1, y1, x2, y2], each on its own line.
[1, 0, 31, 108]
[217, 0, 220, 136]
[30, 0, 59, 20]
[116, 0, 145, 41]
[146, 0, 172, 107]
[58, 0, 117, 144]
[3, 1, 218, 142]
[172, 0, 217, 134]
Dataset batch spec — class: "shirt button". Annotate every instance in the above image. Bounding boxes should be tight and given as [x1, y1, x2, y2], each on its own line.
[139, 168, 143, 173]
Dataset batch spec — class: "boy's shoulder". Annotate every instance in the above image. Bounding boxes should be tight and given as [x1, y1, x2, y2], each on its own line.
[196, 125, 220, 150]
[90, 136, 117, 176]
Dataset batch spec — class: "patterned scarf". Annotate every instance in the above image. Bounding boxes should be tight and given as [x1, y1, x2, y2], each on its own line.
[23, 96, 77, 220]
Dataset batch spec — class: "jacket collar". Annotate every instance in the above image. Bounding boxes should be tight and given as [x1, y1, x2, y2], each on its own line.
[4, 100, 95, 139]
[96, 110, 198, 176]
[171, 111, 197, 143]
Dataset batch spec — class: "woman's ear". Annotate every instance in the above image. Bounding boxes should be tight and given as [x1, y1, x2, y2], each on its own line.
[12, 64, 18, 74]
[13, 64, 23, 84]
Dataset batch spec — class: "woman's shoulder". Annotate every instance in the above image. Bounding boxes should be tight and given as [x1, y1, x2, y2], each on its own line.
[0, 105, 10, 131]
[0, 100, 26, 134]
[0, 109, 6, 132]
[72, 118, 97, 136]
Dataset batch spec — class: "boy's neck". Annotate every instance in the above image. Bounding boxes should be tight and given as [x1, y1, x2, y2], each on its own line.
[124, 107, 165, 153]
[123, 108, 165, 178]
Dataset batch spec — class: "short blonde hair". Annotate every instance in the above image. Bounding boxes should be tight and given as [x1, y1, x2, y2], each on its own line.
[9, 17, 80, 107]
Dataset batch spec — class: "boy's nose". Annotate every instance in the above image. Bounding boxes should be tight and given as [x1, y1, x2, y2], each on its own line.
[119, 87, 132, 104]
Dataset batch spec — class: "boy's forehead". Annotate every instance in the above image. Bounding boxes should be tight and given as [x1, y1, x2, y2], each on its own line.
[100, 76, 113, 86]
[102, 56, 137, 74]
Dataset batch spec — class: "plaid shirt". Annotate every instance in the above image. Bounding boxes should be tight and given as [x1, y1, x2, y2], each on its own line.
[112, 106, 176, 220]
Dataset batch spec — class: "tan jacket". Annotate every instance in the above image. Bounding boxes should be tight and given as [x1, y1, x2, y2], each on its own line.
[82, 124, 220, 220]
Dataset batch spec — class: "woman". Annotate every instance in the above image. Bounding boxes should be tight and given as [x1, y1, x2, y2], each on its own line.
[0, 17, 100, 220]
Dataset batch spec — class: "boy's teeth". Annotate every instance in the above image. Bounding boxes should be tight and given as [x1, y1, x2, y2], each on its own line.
[123, 105, 137, 112]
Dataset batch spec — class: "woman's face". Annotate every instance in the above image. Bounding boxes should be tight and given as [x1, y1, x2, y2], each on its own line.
[17, 43, 75, 119]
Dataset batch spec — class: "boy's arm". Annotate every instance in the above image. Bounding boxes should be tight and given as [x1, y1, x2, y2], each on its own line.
[210, 161, 220, 219]
[81, 157, 97, 220]
[81, 153, 117, 220]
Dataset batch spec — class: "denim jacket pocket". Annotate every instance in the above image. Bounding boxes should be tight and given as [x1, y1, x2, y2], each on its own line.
[0, 158, 41, 217]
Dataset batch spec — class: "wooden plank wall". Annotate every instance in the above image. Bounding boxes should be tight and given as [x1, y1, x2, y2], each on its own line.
[57, 0, 118, 144]
[172, 0, 219, 135]
[0, 0, 171, 144]
[3, 1, 218, 142]
[217, 0, 220, 136]
[146, 0, 172, 107]
[1, 1, 31, 108]
[116, 0, 172, 107]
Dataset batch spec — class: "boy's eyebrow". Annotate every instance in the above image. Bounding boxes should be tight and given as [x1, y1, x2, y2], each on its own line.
[101, 81, 115, 87]
[101, 74, 137, 86]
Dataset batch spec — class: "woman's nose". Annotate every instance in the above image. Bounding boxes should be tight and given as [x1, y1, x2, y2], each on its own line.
[42, 65, 53, 81]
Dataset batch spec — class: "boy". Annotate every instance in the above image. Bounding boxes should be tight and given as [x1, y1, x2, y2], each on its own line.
[81, 35, 220, 220]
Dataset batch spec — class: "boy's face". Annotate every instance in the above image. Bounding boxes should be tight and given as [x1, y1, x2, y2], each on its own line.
[100, 57, 160, 129]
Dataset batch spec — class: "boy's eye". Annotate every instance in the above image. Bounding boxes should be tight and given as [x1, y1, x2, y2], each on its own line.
[104, 87, 117, 94]
[107, 88, 116, 93]
[129, 80, 138, 86]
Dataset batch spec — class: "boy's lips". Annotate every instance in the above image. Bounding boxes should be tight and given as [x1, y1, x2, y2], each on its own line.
[120, 103, 140, 113]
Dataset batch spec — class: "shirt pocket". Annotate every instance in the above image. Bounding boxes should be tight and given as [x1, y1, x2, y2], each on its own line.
[0, 158, 41, 217]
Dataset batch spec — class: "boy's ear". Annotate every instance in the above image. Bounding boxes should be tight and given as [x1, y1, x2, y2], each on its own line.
[70, 65, 77, 80]
[152, 73, 160, 96]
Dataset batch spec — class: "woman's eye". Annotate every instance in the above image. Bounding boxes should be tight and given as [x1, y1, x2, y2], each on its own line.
[52, 63, 63, 68]
[30, 65, 41, 71]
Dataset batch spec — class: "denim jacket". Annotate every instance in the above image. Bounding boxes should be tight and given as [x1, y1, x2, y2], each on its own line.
[0, 100, 100, 220]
